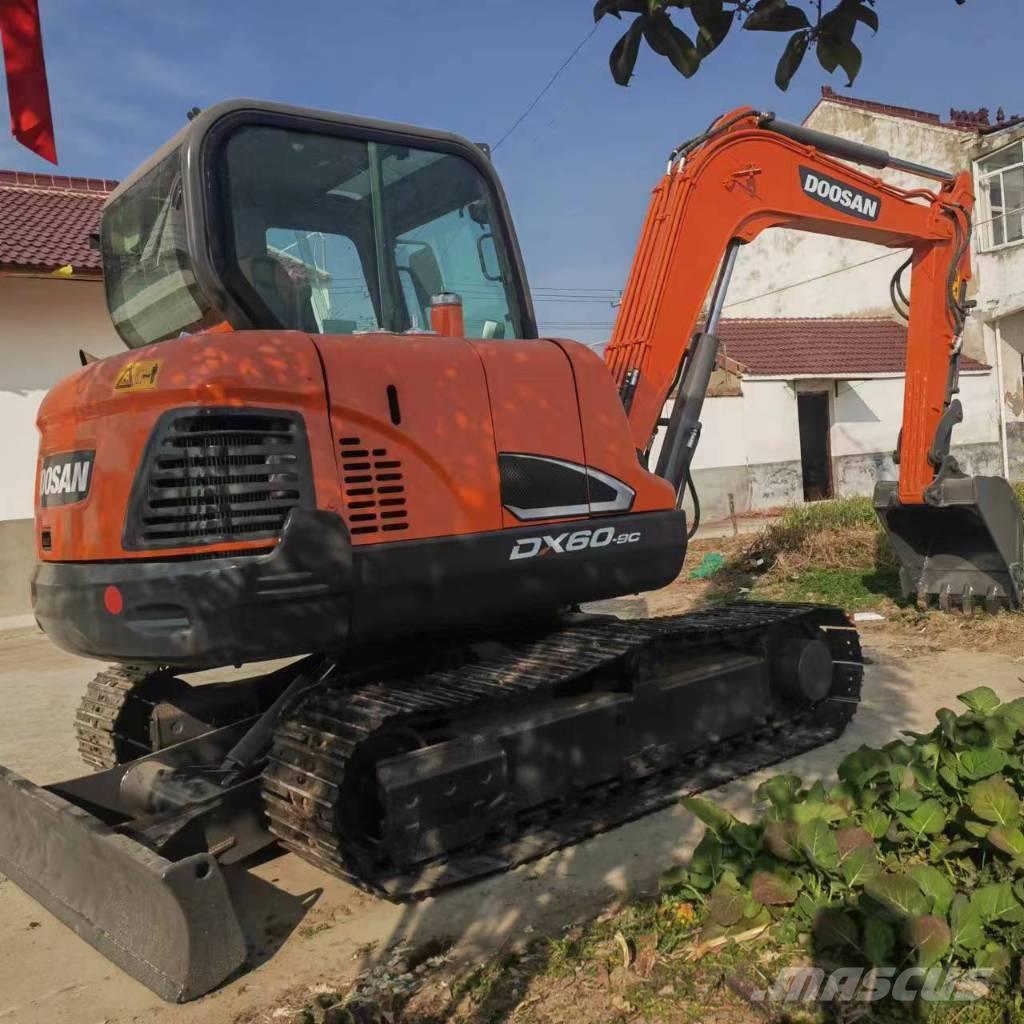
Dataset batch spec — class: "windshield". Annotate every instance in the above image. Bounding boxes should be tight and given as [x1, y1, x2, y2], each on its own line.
[102, 149, 215, 347]
[218, 124, 525, 339]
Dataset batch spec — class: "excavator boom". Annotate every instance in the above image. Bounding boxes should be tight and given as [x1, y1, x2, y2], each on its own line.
[605, 107, 1023, 609]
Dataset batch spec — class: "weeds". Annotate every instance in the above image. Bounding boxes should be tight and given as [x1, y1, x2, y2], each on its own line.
[663, 686, 1024, 1009]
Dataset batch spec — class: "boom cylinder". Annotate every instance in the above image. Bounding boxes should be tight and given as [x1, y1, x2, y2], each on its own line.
[655, 241, 740, 496]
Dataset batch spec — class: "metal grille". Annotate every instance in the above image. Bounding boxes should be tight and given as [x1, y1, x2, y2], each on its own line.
[339, 436, 409, 537]
[126, 409, 313, 548]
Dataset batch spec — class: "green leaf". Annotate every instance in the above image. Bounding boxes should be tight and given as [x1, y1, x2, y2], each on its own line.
[642, 13, 701, 77]
[680, 797, 738, 836]
[812, 908, 858, 951]
[609, 17, 647, 85]
[755, 774, 802, 812]
[840, 845, 879, 888]
[889, 790, 923, 812]
[838, 747, 890, 789]
[950, 895, 985, 951]
[970, 882, 1020, 923]
[987, 825, 1024, 858]
[995, 697, 1024, 731]
[862, 917, 895, 966]
[817, 35, 862, 86]
[659, 865, 689, 891]
[983, 716, 1016, 750]
[862, 808, 891, 839]
[791, 800, 846, 825]
[959, 748, 1008, 781]
[761, 820, 801, 862]
[975, 944, 1011, 975]
[958, 687, 1001, 715]
[852, 2, 879, 33]
[909, 864, 955, 918]
[744, 0, 810, 32]
[865, 873, 929, 920]
[793, 890, 827, 923]
[690, 0, 734, 56]
[964, 819, 992, 839]
[707, 881, 747, 926]
[911, 762, 940, 793]
[689, 832, 724, 879]
[936, 707, 959, 743]
[594, 0, 647, 21]
[939, 765, 960, 791]
[750, 869, 802, 906]
[798, 819, 839, 872]
[902, 800, 947, 838]
[968, 776, 1021, 825]
[933, 839, 974, 861]
[904, 915, 951, 969]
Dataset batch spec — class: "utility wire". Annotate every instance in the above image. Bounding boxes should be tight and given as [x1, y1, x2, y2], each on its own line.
[492, 25, 599, 152]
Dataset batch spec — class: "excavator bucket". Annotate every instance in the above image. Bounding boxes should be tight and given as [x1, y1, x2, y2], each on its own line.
[874, 476, 1024, 611]
[0, 722, 258, 1001]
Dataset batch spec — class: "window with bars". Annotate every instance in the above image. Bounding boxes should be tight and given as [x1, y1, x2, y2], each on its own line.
[978, 141, 1024, 250]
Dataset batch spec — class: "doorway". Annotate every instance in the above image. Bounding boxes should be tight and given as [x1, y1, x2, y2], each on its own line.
[797, 391, 833, 501]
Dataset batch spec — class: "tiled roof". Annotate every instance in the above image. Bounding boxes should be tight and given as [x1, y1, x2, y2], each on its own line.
[717, 317, 988, 376]
[0, 170, 117, 274]
[815, 87, 991, 133]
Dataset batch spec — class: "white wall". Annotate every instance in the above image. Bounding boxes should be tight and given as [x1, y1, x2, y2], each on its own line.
[0, 276, 124, 520]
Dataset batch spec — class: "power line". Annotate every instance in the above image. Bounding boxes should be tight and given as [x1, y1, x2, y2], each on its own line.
[492, 25, 599, 152]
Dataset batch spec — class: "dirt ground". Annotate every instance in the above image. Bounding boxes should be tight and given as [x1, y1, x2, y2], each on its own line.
[2, 584, 1024, 1024]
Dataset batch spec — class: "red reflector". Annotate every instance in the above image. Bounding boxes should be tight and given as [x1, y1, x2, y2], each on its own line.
[104, 585, 124, 615]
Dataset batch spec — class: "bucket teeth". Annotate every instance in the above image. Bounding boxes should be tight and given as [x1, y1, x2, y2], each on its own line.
[962, 585, 975, 616]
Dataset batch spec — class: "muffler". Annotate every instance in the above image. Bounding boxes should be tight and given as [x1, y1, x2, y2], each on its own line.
[874, 475, 1024, 611]
[0, 719, 269, 1001]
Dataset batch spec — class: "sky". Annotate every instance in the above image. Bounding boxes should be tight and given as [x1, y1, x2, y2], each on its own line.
[3, 0, 1023, 342]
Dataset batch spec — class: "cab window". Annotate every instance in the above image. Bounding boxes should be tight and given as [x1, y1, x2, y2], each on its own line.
[219, 126, 525, 339]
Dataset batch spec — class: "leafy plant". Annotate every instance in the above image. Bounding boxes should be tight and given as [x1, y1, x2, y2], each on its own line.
[595, 0, 968, 91]
[662, 686, 1024, 992]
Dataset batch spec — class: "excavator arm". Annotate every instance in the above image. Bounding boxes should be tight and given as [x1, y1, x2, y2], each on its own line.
[606, 107, 1023, 610]
[605, 106, 972, 505]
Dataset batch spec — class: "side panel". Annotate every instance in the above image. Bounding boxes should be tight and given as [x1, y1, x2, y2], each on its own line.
[313, 333, 501, 543]
[471, 339, 587, 529]
[554, 339, 677, 515]
[36, 331, 339, 562]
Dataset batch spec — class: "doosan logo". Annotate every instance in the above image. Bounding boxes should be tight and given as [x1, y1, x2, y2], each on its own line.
[800, 167, 881, 221]
[39, 451, 95, 508]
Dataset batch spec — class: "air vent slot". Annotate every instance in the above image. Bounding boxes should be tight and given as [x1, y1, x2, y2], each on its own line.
[339, 436, 409, 537]
[126, 409, 314, 549]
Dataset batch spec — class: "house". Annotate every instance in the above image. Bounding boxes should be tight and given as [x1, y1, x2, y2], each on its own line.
[652, 317, 994, 522]
[673, 89, 1021, 523]
[0, 170, 123, 616]
[969, 112, 1024, 476]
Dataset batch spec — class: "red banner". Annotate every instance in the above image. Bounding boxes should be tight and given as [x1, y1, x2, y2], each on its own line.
[0, 0, 56, 164]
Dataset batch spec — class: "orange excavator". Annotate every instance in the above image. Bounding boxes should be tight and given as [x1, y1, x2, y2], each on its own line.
[0, 101, 1018, 1001]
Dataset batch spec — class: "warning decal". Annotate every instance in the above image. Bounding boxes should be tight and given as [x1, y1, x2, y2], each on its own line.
[114, 360, 161, 392]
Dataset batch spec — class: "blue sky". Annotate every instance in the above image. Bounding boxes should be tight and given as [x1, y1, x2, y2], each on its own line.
[4, 0, 1022, 340]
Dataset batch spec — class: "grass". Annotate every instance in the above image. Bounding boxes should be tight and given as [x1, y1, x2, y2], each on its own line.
[758, 566, 901, 610]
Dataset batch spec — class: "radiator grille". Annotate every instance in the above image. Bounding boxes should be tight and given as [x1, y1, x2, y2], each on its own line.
[339, 436, 409, 537]
[125, 409, 314, 549]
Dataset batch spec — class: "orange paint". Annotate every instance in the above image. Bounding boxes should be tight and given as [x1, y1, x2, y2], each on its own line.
[605, 107, 974, 506]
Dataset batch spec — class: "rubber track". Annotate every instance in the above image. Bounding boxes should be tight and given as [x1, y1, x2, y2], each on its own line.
[74, 665, 160, 770]
[262, 602, 862, 898]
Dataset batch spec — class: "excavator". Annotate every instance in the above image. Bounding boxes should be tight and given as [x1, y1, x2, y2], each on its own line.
[0, 100, 1020, 1002]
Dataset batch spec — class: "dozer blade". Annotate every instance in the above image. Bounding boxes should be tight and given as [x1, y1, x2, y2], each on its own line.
[874, 476, 1024, 611]
[0, 737, 252, 1001]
